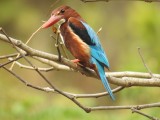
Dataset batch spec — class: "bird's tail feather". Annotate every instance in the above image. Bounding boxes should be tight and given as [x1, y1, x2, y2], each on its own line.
[100, 71, 115, 100]
[93, 59, 115, 100]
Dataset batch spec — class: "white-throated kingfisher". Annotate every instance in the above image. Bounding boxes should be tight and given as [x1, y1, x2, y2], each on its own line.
[42, 5, 115, 100]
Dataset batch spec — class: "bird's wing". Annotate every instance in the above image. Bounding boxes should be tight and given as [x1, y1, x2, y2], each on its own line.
[68, 17, 109, 68]
[68, 17, 96, 46]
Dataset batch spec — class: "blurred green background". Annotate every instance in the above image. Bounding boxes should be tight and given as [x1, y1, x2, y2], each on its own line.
[0, 0, 160, 120]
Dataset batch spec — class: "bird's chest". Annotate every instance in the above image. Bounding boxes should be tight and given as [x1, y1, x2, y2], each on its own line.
[60, 24, 91, 65]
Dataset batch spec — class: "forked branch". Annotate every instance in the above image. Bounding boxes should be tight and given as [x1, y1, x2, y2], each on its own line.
[81, 0, 160, 3]
[0, 29, 160, 118]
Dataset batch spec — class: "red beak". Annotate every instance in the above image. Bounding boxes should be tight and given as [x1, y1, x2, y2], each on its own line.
[42, 15, 63, 28]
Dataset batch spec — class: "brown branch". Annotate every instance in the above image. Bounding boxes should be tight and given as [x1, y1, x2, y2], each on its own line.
[8, 58, 54, 72]
[0, 28, 91, 113]
[0, 29, 160, 117]
[81, 0, 160, 3]
[2, 63, 160, 114]
[0, 53, 18, 59]
[0, 55, 24, 68]
[89, 102, 160, 111]
[67, 86, 124, 98]
[1, 33, 160, 87]
[9, 25, 42, 70]
[131, 108, 159, 120]
[138, 47, 153, 77]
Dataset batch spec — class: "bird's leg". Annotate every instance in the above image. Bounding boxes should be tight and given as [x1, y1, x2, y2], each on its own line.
[71, 60, 90, 76]
[70, 59, 80, 69]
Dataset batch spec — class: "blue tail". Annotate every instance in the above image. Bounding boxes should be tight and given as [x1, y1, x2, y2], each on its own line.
[97, 62, 115, 100]
[91, 58, 115, 100]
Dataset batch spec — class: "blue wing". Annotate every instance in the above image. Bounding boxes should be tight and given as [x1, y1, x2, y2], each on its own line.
[81, 22, 115, 100]
[81, 21, 109, 68]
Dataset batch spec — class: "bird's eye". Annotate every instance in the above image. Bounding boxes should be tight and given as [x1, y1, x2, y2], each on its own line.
[60, 9, 65, 13]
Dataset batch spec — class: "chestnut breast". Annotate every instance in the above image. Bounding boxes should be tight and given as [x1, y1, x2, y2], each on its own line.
[60, 22, 91, 66]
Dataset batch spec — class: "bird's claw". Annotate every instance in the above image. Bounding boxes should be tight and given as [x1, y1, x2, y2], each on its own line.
[71, 59, 80, 63]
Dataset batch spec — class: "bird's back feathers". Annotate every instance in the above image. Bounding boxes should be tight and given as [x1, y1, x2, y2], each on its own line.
[68, 17, 95, 46]
[81, 21, 110, 68]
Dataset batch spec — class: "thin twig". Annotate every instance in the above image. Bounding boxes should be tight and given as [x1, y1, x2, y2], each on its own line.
[51, 34, 69, 59]
[0, 55, 24, 68]
[131, 108, 160, 120]
[33, 56, 72, 71]
[9, 25, 42, 70]
[0, 53, 18, 59]
[0, 63, 54, 92]
[97, 27, 102, 35]
[0, 28, 92, 113]
[41, 86, 124, 98]
[138, 47, 153, 77]
[81, 0, 109, 2]
[65, 86, 124, 98]
[81, 0, 159, 2]
[59, 39, 69, 59]
[0, 28, 56, 89]
[51, 33, 62, 61]
[89, 102, 160, 111]
[8, 58, 54, 72]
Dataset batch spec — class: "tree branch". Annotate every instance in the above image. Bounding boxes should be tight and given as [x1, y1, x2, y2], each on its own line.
[0, 53, 18, 59]
[0, 34, 160, 87]
[131, 108, 159, 120]
[0, 28, 91, 113]
[0, 29, 160, 118]
[89, 102, 160, 111]
[81, 0, 160, 3]
[1, 62, 160, 114]
[1, 33, 160, 87]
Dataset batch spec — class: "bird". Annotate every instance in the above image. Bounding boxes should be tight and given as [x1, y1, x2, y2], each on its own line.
[42, 5, 115, 100]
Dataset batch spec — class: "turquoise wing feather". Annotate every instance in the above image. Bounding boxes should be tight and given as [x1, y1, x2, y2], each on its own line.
[81, 22, 109, 68]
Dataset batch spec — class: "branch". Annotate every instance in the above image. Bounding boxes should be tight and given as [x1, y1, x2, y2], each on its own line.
[0, 53, 18, 59]
[0, 33, 95, 77]
[81, 0, 160, 2]
[0, 29, 160, 119]
[0, 28, 91, 113]
[2, 63, 160, 114]
[1, 33, 160, 87]
[89, 102, 160, 111]
[138, 47, 153, 77]
[131, 108, 159, 120]
[2, 62, 160, 116]
[8, 58, 54, 72]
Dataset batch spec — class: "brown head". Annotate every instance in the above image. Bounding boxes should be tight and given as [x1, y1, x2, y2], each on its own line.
[42, 5, 82, 28]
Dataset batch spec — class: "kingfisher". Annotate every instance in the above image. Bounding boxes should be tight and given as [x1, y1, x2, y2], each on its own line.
[42, 5, 115, 100]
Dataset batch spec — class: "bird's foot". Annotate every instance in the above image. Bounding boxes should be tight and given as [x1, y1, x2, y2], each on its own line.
[71, 59, 80, 63]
